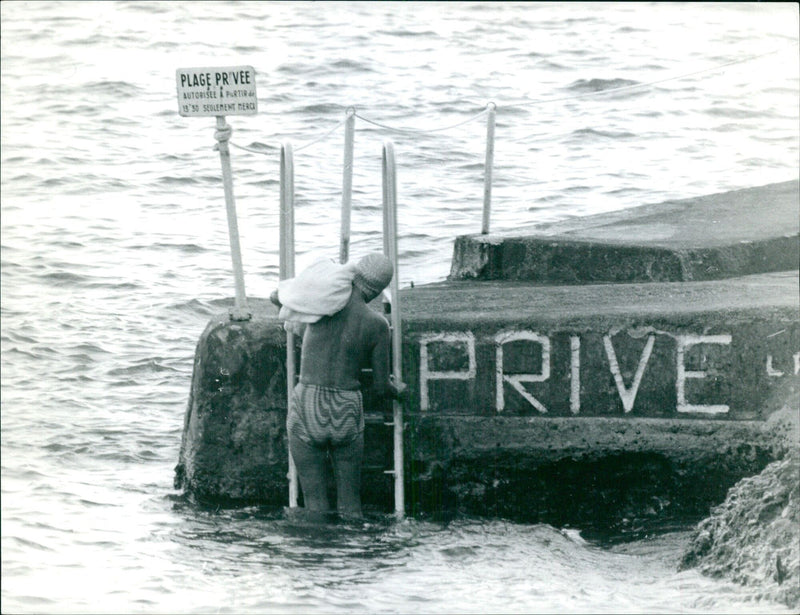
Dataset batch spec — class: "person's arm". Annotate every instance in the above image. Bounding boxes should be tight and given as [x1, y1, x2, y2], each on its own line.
[369, 319, 407, 401]
[271, 289, 307, 336]
[270, 289, 281, 308]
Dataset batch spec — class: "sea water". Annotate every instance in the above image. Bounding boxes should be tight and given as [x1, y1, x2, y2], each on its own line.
[1, 2, 798, 612]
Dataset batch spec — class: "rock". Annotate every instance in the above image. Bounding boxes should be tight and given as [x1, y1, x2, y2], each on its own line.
[680, 442, 800, 609]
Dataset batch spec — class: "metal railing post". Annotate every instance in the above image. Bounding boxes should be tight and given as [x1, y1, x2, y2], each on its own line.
[340, 108, 356, 264]
[481, 102, 496, 235]
[382, 140, 404, 518]
[280, 142, 299, 508]
[214, 115, 251, 320]
[279, 142, 295, 281]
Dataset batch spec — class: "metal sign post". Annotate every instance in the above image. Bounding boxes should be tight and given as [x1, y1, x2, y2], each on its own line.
[176, 65, 258, 320]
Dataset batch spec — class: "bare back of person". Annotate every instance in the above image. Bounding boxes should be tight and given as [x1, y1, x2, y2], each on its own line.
[299, 290, 390, 395]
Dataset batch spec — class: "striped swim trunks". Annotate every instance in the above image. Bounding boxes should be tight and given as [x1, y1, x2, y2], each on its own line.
[288, 382, 364, 448]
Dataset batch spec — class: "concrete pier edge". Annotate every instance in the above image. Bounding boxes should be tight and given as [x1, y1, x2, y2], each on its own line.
[175, 180, 800, 530]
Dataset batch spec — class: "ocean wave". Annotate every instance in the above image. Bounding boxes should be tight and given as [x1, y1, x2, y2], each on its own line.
[604, 186, 644, 197]
[564, 184, 593, 193]
[4, 535, 55, 552]
[108, 359, 180, 377]
[616, 25, 646, 34]
[636, 63, 667, 71]
[375, 29, 438, 38]
[399, 247, 437, 259]
[165, 298, 217, 316]
[40, 177, 70, 187]
[329, 59, 375, 72]
[248, 178, 279, 188]
[35, 268, 141, 291]
[150, 242, 208, 254]
[569, 127, 637, 140]
[277, 62, 313, 74]
[295, 102, 344, 115]
[49, 103, 100, 115]
[87, 280, 141, 290]
[232, 45, 262, 53]
[536, 59, 570, 71]
[751, 134, 798, 144]
[156, 176, 207, 186]
[37, 271, 90, 285]
[3, 346, 61, 361]
[207, 297, 241, 310]
[120, 1, 171, 13]
[242, 141, 278, 152]
[704, 106, 758, 120]
[7, 173, 38, 183]
[566, 78, 641, 93]
[52, 373, 94, 383]
[495, 105, 531, 117]
[72, 342, 112, 355]
[81, 80, 143, 97]
[434, 103, 487, 116]
[63, 34, 111, 47]
[1, 330, 38, 344]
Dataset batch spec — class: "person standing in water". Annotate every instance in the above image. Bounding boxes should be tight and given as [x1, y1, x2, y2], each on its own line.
[271, 253, 405, 517]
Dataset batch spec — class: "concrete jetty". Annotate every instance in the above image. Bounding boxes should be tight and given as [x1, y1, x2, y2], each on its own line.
[175, 179, 799, 529]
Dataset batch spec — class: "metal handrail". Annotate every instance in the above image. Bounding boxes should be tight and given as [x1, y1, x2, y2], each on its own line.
[481, 103, 496, 235]
[382, 140, 405, 518]
[280, 142, 299, 509]
[340, 108, 356, 264]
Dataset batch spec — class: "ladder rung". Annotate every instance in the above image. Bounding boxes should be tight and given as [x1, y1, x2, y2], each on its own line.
[364, 415, 389, 425]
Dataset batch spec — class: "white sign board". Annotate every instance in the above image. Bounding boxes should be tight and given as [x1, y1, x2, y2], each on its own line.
[176, 66, 258, 117]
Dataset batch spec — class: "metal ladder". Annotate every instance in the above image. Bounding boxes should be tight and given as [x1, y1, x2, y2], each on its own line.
[280, 140, 405, 517]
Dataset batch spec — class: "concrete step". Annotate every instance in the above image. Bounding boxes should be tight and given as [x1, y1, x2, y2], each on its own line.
[450, 180, 799, 283]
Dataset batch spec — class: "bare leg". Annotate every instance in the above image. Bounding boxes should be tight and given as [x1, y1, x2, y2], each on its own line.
[289, 433, 330, 512]
[331, 432, 364, 517]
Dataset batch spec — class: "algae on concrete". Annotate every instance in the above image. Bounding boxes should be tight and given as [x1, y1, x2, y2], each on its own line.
[174, 303, 292, 505]
[680, 392, 799, 609]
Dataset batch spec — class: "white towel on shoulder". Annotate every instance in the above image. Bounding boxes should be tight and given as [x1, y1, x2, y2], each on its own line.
[277, 257, 355, 325]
